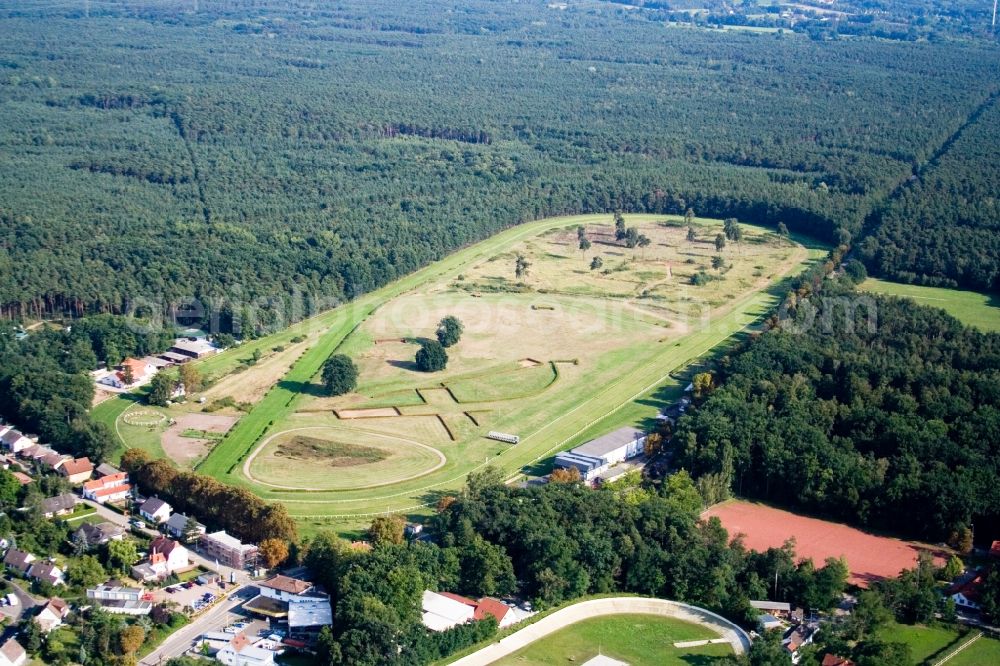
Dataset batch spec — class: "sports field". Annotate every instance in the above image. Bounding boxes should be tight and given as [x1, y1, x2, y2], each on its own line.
[98, 214, 824, 532]
[492, 614, 732, 665]
[704, 500, 948, 587]
[859, 278, 1000, 332]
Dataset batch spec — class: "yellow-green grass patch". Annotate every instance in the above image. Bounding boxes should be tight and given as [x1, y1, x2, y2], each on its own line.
[859, 278, 1000, 332]
[246, 426, 446, 491]
[491, 613, 732, 665]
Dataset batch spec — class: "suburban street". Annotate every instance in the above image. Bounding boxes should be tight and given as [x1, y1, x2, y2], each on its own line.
[138, 585, 256, 665]
[81, 499, 249, 583]
[0, 578, 39, 623]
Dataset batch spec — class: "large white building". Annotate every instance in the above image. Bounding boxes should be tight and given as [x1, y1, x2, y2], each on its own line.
[553, 427, 647, 482]
[421, 590, 475, 632]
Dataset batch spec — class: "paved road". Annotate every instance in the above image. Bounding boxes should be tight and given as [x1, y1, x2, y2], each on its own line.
[447, 597, 752, 666]
[80, 499, 248, 583]
[0, 578, 40, 623]
[139, 585, 255, 665]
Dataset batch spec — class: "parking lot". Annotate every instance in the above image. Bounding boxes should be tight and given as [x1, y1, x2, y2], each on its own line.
[153, 580, 223, 611]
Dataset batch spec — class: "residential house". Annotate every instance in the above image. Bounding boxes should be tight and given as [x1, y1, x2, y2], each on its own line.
[0, 430, 31, 454]
[784, 623, 818, 664]
[215, 632, 275, 666]
[163, 512, 206, 541]
[86, 584, 152, 615]
[3, 548, 36, 575]
[28, 562, 65, 587]
[59, 457, 93, 484]
[421, 590, 475, 632]
[245, 575, 331, 634]
[11, 472, 32, 486]
[131, 536, 189, 581]
[95, 462, 122, 478]
[98, 358, 155, 389]
[821, 655, 856, 666]
[0, 638, 26, 666]
[40, 493, 77, 518]
[138, 497, 172, 523]
[949, 574, 984, 610]
[433, 592, 519, 629]
[200, 530, 257, 569]
[35, 597, 70, 633]
[82, 473, 131, 503]
[39, 452, 67, 471]
[73, 522, 125, 548]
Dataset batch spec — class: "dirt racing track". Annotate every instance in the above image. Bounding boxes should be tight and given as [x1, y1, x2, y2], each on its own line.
[446, 597, 752, 665]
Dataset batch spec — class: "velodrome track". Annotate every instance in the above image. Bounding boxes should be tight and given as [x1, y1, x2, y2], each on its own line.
[446, 596, 751, 665]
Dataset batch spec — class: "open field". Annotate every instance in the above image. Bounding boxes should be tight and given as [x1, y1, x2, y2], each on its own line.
[876, 621, 1000, 665]
[704, 501, 948, 587]
[101, 214, 824, 533]
[859, 278, 1000, 333]
[492, 614, 732, 665]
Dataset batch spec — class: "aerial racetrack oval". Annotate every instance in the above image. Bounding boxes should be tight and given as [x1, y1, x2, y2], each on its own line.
[445, 596, 752, 665]
[243, 426, 447, 491]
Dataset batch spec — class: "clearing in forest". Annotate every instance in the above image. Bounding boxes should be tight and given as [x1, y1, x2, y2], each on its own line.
[859, 278, 1000, 333]
[108, 214, 820, 532]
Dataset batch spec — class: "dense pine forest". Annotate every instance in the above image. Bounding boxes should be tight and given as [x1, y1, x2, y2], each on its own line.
[0, 0, 998, 322]
[675, 277, 1000, 544]
[859, 97, 1000, 291]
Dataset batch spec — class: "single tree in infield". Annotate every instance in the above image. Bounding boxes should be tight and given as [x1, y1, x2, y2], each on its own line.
[637, 234, 651, 258]
[148, 371, 175, 406]
[614, 212, 626, 241]
[711, 255, 726, 271]
[436, 315, 464, 348]
[777, 221, 790, 237]
[322, 354, 359, 396]
[590, 256, 603, 271]
[579, 236, 591, 259]
[687, 226, 697, 243]
[179, 363, 202, 393]
[715, 233, 726, 253]
[514, 254, 531, 280]
[576, 225, 586, 241]
[685, 207, 695, 225]
[415, 340, 448, 372]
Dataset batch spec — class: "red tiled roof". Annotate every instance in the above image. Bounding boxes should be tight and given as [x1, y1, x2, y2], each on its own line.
[438, 591, 476, 606]
[473, 597, 511, 623]
[953, 574, 984, 603]
[260, 575, 312, 595]
[822, 655, 855, 666]
[61, 457, 93, 476]
[91, 483, 131, 498]
[84, 473, 127, 491]
[149, 535, 182, 558]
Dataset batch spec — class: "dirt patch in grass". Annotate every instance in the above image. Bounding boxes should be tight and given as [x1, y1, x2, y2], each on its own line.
[199, 337, 311, 406]
[274, 435, 388, 467]
[162, 413, 238, 468]
[335, 407, 401, 419]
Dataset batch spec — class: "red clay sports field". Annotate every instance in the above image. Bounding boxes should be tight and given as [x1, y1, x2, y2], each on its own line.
[704, 500, 948, 587]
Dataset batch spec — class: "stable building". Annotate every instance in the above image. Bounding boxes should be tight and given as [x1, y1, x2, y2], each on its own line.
[553, 427, 646, 482]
